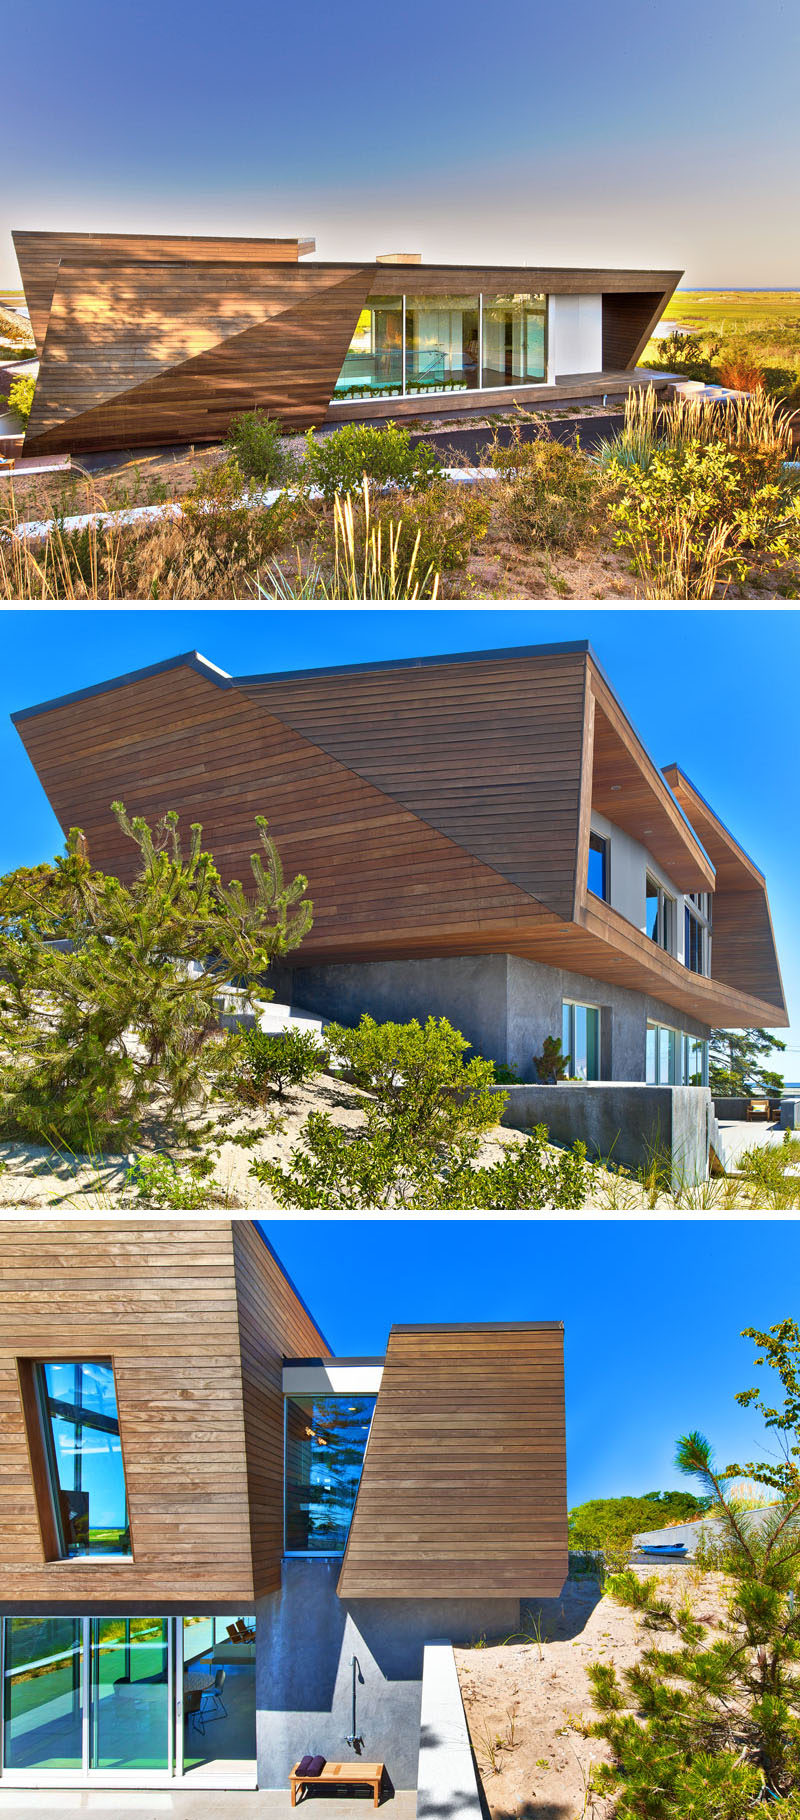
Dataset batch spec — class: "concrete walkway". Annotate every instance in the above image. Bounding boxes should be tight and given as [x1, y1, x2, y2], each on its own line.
[717, 1118, 795, 1168]
[0, 1793, 416, 1820]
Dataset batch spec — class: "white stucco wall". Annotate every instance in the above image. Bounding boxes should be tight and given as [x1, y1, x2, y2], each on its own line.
[549, 293, 603, 377]
[590, 811, 687, 963]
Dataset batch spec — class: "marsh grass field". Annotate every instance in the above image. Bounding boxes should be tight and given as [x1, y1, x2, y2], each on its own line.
[645, 289, 800, 396]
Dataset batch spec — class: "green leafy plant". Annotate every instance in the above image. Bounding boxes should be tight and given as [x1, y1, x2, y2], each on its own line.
[125, 1152, 219, 1208]
[0, 804, 313, 1151]
[5, 373, 35, 425]
[709, 1027, 786, 1098]
[588, 1317, 800, 1816]
[225, 410, 294, 485]
[492, 431, 601, 552]
[533, 1034, 571, 1083]
[216, 1023, 326, 1106]
[304, 421, 443, 500]
[568, 1491, 710, 1573]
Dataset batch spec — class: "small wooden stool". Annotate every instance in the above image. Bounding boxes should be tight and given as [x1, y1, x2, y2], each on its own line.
[290, 1761, 385, 1807]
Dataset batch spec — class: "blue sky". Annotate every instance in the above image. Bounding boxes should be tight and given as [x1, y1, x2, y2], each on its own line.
[4, 0, 798, 290]
[2, 606, 796, 1075]
[265, 1218, 796, 1508]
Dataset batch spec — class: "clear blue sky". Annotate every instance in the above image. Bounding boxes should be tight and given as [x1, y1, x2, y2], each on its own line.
[2, 607, 796, 1074]
[264, 1218, 796, 1508]
[4, 0, 798, 291]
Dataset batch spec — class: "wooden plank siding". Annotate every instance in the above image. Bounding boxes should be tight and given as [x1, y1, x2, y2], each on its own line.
[0, 1221, 326, 1605]
[14, 232, 681, 452]
[13, 230, 312, 356]
[239, 649, 591, 920]
[337, 1325, 567, 1599]
[11, 650, 787, 1027]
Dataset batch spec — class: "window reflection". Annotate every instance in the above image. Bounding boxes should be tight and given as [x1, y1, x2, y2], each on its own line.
[285, 1394, 375, 1553]
[36, 1360, 130, 1557]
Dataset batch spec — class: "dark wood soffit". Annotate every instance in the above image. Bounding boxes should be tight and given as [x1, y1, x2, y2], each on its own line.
[661, 764, 762, 888]
[366, 266, 682, 297]
[589, 666, 713, 890]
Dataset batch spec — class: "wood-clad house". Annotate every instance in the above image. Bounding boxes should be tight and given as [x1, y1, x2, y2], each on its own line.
[13, 228, 682, 453]
[0, 1221, 566, 1791]
[11, 641, 788, 1090]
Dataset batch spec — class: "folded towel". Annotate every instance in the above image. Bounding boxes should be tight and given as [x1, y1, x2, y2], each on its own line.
[297, 1757, 314, 1776]
[307, 1756, 326, 1777]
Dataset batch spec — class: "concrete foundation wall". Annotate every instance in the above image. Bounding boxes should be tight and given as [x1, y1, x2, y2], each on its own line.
[256, 1559, 518, 1790]
[498, 1082, 712, 1187]
[417, 1643, 482, 1820]
[287, 952, 710, 1084]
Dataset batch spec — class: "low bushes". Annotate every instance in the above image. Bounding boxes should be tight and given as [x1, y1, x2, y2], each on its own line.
[226, 410, 294, 485]
[304, 420, 443, 499]
[4, 374, 35, 425]
[600, 388, 800, 597]
[491, 431, 602, 553]
[216, 1024, 325, 1107]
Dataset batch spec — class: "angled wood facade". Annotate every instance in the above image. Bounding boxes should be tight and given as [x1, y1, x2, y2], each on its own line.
[12, 644, 787, 1032]
[14, 229, 682, 453]
[0, 1221, 328, 1606]
[337, 1324, 567, 1599]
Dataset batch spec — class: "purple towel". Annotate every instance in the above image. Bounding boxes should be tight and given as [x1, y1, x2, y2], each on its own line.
[297, 1757, 314, 1776]
[307, 1757, 326, 1777]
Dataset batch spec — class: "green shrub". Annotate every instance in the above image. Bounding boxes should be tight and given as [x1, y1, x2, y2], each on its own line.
[125, 1153, 218, 1208]
[253, 1013, 503, 1207]
[363, 479, 490, 583]
[304, 422, 443, 500]
[608, 439, 800, 596]
[0, 804, 312, 1150]
[492, 432, 600, 552]
[179, 457, 297, 585]
[533, 1034, 571, 1083]
[5, 374, 35, 425]
[225, 411, 293, 485]
[217, 1023, 325, 1105]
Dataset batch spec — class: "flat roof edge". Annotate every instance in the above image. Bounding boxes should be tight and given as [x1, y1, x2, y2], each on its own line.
[11, 651, 233, 723]
[234, 639, 593, 687]
[389, 1320, 564, 1333]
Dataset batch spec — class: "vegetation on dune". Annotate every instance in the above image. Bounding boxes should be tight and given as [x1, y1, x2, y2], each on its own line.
[569, 1491, 712, 1574]
[709, 1026, 786, 1098]
[589, 1317, 800, 1817]
[0, 805, 312, 1151]
[645, 291, 800, 406]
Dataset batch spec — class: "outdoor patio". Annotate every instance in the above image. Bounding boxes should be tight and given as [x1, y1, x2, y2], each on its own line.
[0, 1791, 417, 1819]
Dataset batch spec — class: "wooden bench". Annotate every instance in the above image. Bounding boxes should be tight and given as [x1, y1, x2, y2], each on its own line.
[290, 1761, 385, 1807]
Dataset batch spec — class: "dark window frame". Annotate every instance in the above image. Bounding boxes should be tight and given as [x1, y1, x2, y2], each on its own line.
[587, 832, 610, 902]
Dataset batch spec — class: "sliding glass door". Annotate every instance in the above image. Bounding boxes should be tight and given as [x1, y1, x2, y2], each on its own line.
[1, 1616, 255, 1787]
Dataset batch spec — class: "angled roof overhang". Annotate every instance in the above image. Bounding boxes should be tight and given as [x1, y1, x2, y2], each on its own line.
[10, 644, 787, 1031]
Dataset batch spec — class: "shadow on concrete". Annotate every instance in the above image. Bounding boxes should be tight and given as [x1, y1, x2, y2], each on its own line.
[520, 1577, 603, 1643]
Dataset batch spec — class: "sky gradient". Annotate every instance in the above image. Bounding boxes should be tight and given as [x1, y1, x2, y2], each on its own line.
[1, 605, 796, 1076]
[263, 1218, 795, 1508]
[4, 0, 799, 290]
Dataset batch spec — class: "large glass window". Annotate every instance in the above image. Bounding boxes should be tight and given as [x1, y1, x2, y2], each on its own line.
[481, 293, 546, 387]
[284, 1394, 376, 1554]
[562, 1001, 600, 1081]
[333, 297, 403, 400]
[684, 893, 711, 975]
[2, 1619, 83, 1771]
[645, 876, 675, 953]
[90, 1619, 168, 1771]
[587, 832, 609, 901]
[35, 1360, 130, 1558]
[405, 295, 480, 394]
[182, 1616, 255, 1773]
[646, 1024, 708, 1085]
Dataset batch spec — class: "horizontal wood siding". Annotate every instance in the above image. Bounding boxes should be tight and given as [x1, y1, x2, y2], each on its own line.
[602, 291, 673, 368]
[13, 231, 308, 355]
[231, 1224, 329, 1598]
[0, 1221, 325, 1604]
[14, 655, 786, 1026]
[14, 665, 553, 965]
[16, 233, 680, 451]
[24, 262, 373, 453]
[239, 650, 588, 920]
[337, 1324, 567, 1599]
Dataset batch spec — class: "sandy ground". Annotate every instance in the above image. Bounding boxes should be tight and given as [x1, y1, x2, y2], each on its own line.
[0, 1069, 536, 1209]
[455, 1567, 730, 1820]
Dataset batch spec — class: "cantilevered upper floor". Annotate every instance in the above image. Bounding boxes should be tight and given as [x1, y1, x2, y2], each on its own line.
[11, 642, 788, 1033]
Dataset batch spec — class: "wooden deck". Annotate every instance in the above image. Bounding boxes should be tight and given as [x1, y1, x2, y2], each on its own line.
[324, 367, 675, 423]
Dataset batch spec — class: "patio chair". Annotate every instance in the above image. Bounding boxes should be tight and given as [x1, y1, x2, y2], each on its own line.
[185, 1688, 205, 1735]
[201, 1666, 227, 1720]
[235, 1619, 256, 1642]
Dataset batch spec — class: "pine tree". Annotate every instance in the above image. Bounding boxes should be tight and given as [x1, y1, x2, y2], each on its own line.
[588, 1318, 800, 1816]
[0, 803, 313, 1149]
